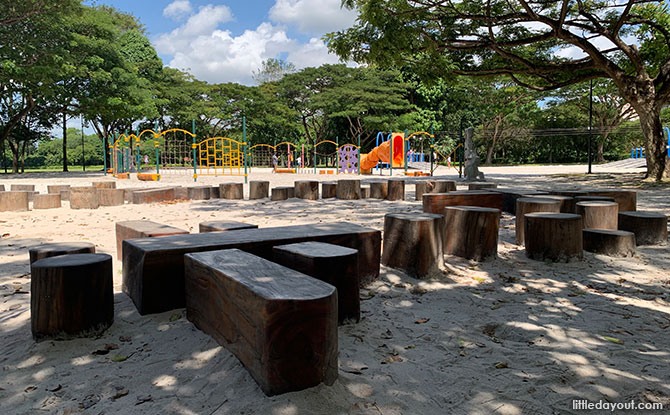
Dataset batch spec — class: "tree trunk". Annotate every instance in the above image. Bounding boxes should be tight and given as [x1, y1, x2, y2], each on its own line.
[62, 110, 68, 172]
[637, 105, 668, 180]
[596, 140, 605, 163]
[485, 144, 495, 165]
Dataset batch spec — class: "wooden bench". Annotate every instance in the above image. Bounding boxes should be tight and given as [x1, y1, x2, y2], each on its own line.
[122, 222, 381, 314]
[31, 253, 113, 341]
[575, 201, 618, 230]
[131, 187, 175, 204]
[382, 213, 444, 277]
[273, 241, 360, 323]
[115, 220, 189, 258]
[199, 221, 258, 233]
[422, 191, 503, 214]
[490, 189, 548, 214]
[583, 229, 635, 257]
[618, 211, 668, 245]
[0, 191, 30, 212]
[525, 213, 583, 261]
[184, 249, 337, 396]
[29, 242, 96, 264]
[444, 206, 499, 261]
[336, 179, 360, 200]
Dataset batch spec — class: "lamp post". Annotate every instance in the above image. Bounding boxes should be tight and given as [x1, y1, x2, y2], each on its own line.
[81, 115, 86, 172]
[588, 79, 593, 174]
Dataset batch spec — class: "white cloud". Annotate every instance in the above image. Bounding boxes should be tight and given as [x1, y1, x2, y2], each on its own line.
[269, 0, 358, 34]
[154, 4, 234, 55]
[287, 37, 342, 68]
[163, 0, 193, 20]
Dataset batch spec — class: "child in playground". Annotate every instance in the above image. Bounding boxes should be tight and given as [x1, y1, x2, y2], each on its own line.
[272, 153, 278, 172]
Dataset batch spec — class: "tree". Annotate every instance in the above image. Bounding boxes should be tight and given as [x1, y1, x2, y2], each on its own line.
[329, 0, 670, 180]
[252, 58, 297, 84]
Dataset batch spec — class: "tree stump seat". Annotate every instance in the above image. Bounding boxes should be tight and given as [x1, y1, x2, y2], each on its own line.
[369, 181, 388, 199]
[271, 186, 295, 201]
[273, 241, 360, 323]
[11, 184, 35, 192]
[92, 181, 116, 189]
[0, 191, 30, 211]
[184, 249, 338, 396]
[386, 179, 405, 201]
[515, 197, 561, 245]
[618, 211, 668, 245]
[575, 201, 618, 230]
[219, 183, 243, 199]
[29, 242, 96, 264]
[524, 213, 583, 261]
[382, 213, 444, 277]
[97, 188, 125, 206]
[574, 195, 616, 204]
[294, 180, 319, 200]
[583, 229, 636, 257]
[31, 253, 113, 341]
[422, 191, 503, 214]
[187, 186, 211, 200]
[249, 181, 270, 199]
[48, 185, 70, 201]
[587, 189, 637, 212]
[490, 188, 548, 214]
[468, 182, 497, 190]
[199, 221, 258, 233]
[131, 187, 175, 204]
[523, 194, 573, 213]
[321, 182, 337, 199]
[444, 206, 500, 261]
[69, 186, 99, 209]
[115, 220, 189, 258]
[361, 185, 370, 198]
[414, 180, 435, 201]
[336, 179, 361, 200]
[434, 180, 457, 192]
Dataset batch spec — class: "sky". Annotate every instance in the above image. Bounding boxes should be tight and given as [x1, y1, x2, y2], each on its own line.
[86, 0, 358, 85]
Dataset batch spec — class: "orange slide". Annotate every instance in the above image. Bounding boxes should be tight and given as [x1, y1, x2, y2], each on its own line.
[360, 133, 404, 173]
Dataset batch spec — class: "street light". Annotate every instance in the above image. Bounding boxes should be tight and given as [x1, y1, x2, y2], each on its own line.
[81, 115, 86, 172]
[588, 79, 593, 174]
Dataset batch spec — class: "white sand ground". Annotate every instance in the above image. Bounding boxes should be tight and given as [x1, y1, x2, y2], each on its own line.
[0, 165, 668, 415]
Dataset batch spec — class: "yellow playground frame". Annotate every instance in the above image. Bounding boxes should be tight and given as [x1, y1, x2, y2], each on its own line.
[196, 136, 245, 176]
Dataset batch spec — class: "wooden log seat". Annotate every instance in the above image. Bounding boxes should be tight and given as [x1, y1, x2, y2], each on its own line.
[524, 213, 583, 261]
[210, 186, 220, 198]
[123, 187, 155, 202]
[249, 181, 270, 199]
[97, 188, 125, 206]
[574, 195, 616, 204]
[422, 191, 503, 214]
[618, 211, 668, 245]
[273, 241, 360, 323]
[92, 181, 116, 189]
[515, 197, 561, 245]
[29, 241, 96, 264]
[583, 229, 636, 257]
[199, 220, 258, 233]
[382, 213, 444, 277]
[31, 253, 113, 341]
[490, 189, 548, 214]
[434, 180, 457, 192]
[219, 183, 243, 200]
[33, 193, 61, 209]
[575, 201, 618, 230]
[468, 182, 497, 190]
[184, 249, 338, 396]
[69, 186, 99, 209]
[523, 194, 574, 213]
[444, 206, 500, 261]
[386, 179, 405, 201]
[271, 186, 294, 201]
[414, 180, 435, 201]
[131, 187, 175, 204]
[187, 186, 211, 200]
[369, 181, 388, 199]
[115, 220, 189, 258]
[0, 191, 30, 212]
[172, 186, 187, 200]
[336, 179, 361, 200]
[588, 189, 637, 212]
[549, 189, 589, 198]
[0, 184, 4, 191]
[11, 184, 35, 192]
[294, 180, 319, 200]
[321, 182, 337, 199]
[47, 185, 70, 201]
[122, 222, 381, 314]
[361, 185, 370, 199]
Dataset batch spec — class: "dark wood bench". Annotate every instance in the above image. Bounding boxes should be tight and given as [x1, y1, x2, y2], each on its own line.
[199, 221, 258, 233]
[273, 241, 360, 323]
[422, 191, 503, 214]
[116, 220, 189, 258]
[184, 249, 338, 396]
[122, 222, 381, 315]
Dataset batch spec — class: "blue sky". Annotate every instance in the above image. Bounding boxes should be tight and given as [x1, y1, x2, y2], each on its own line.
[86, 0, 358, 85]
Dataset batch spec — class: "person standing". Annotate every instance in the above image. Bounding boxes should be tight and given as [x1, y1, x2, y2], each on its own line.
[272, 153, 278, 173]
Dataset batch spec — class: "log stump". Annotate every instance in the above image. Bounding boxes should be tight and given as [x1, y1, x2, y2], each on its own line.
[434, 180, 457, 192]
[59, 190, 70, 202]
[583, 229, 636, 257]
[549, 189, 589, 198]
[468, 182, 497, 190]
[92, 181, 116, 189]
[97, 188, 125, 206]
[219, 183, 243, 199]
[33, 193, 61, 209]
[271, 186, 294, 201]
[116, 220, 189, 258]
[187, 186, 211, 200]
[524, 213, 583, 261]
[575, 201, 618, 230]
[515, 198, 561, 245]
[47, 185, 70, 200]
[31, 253, 113, 341]
[423, 191, 503, 213]
[386, 179, 405, 201]
[444, 206, 500, 261]
[199, 221, 258, 233]
[0, 191, 30, 212]
[294, 180, 319, 200]
[361, 186, 370, 199]
[11, 184, 35, 192]
[321, 182, 337, 199]
[523, 194, 573, 213]
[491, 189, 548, 214]
[132, 188, 175, 204]
[273, 241, 360, 324]
[382, 213, 444, 278]
[249, 181, 270, 199]
[588, 190, 637, 212]
[29, 242, 96, 264]
[210, 186, 220, 198]
[0, 184, 4, 191]
[370, 181, 388, 199]
[336, 179, 360, 200]
[414, 181, 435, 201]
[618, 211, 668, 245]
[69, 186, 99, 209]
[574, 195, 616, 204]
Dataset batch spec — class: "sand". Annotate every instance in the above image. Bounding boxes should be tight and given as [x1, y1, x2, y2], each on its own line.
[1, 165, 669, 414]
